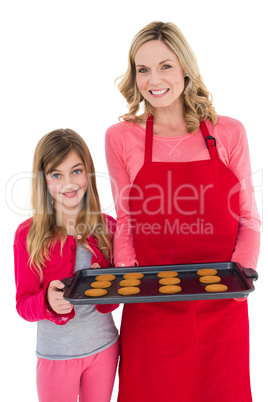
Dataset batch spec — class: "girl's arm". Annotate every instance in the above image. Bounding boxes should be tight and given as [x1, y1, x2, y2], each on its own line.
[14, 231, 75, 325]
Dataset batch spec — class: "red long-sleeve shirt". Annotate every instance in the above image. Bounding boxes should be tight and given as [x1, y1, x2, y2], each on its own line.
[14, 215, 117, 324]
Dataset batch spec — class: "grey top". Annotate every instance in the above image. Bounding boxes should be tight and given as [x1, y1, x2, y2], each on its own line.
[36, 242, 118, 360]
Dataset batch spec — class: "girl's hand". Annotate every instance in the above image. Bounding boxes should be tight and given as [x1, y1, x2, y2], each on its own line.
[90, 263, 100, 269]
[47, 280, 73, 314]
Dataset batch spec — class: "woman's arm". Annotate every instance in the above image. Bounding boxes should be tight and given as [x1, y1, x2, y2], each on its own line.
[219, 117, 261, 269]
[95, 214, 119, 313]
[105, 125, 139, 267]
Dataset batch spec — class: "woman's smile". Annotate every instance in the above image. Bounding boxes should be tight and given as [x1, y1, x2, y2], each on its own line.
[149, 88, 170, 97]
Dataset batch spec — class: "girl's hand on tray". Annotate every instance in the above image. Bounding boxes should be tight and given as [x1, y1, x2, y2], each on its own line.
[90, 263, 100, 269]
[47, 280, 74, 314]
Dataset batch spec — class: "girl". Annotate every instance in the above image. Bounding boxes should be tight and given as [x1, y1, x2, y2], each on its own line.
[14, 129, 119, 402]
[105, 21, 260, 401]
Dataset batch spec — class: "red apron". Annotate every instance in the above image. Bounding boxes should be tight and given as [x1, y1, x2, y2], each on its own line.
[118, 115, 252, 402]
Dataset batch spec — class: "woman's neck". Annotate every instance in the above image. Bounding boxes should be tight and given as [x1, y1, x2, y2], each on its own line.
[139, 98, 188, 137]
[154, 106, 187, 137]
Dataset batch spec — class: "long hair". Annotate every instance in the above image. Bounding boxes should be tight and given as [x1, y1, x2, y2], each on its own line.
[27, 129, 112, 279]
[118, 21, 217, 133]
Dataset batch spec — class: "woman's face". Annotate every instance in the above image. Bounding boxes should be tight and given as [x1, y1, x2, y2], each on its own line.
[45, 150, 88, 218]
[135, 40, 185, 110]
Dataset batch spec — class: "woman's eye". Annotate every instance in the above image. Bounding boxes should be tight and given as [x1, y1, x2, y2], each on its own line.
[73, 169, 82, 175]
[162, 64, 171, 70]
[138, 68, 148, 73]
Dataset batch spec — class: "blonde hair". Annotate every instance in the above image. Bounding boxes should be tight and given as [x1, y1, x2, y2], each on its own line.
[27, 129, 112, 279]
[118, 21, 217, 132]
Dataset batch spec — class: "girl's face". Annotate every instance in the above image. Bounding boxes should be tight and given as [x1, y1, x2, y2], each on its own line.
[135, 40, 185, 111]
[45, 150, 88, 218]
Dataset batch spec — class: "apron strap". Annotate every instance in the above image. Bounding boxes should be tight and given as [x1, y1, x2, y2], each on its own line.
[145, 114, 154, 163]
[145, 116, 219, 162]
[200, 121, 219, 160]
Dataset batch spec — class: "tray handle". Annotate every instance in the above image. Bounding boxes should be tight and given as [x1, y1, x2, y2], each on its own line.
[242, 268, 258, 280]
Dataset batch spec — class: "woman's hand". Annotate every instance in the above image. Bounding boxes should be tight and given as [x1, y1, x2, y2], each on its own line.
[47, 280, 73, 314]
[90, 263, 100, 269]
[234, 297, 248, 302]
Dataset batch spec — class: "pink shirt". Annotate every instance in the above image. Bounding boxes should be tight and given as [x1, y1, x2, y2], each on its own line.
[105, 115, 260, 269]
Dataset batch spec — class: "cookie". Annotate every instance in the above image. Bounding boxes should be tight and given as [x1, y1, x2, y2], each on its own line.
[119, 279, 141, 287]
[123, 272, 144, 280]
[84, 288, 107, 297]
[90, 281, 112, 289]
[157, 271, 178, 278]
[95, 274, 116, 282]
[159, 277, 181, 285]
[118, 287, 140, 295]
[199, 275, 221, 284]
[159, 285, 182, 294]
[197, 268, 218, 276]
[205, 284, 228, 292]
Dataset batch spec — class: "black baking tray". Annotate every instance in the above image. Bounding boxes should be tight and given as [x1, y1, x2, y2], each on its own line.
[62, 262, 258, 305]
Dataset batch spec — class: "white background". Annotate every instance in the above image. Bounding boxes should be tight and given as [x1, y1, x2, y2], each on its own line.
[1, 0, 267, 401]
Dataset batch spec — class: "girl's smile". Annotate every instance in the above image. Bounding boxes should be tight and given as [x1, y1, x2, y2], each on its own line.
[61, 189, 79, 198]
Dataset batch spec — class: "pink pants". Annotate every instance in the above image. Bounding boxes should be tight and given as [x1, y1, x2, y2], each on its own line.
[37, 340, 119, 402]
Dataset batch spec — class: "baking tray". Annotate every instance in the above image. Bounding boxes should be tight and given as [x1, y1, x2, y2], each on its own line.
[62, 262, 258, 305]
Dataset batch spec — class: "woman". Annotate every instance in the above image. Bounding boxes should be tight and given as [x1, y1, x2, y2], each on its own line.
[105, 21, 260, 402]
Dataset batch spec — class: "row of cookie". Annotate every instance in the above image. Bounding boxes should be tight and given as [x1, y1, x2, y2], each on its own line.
[121, 271, 183, 295]
[84, 272, 145, 297]
[117, 272, 144, 295]
[121, 271, 184, 295]
[157, 271, 182, 294]
[197, 269, 228, 292]
[156, 269, 228, 294]
[84, 274, 116, 297]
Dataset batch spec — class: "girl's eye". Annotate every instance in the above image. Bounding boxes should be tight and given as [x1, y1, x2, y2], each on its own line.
[52, 173, 60, 179]
[162, 64, 171, 70]
[73, 169, 82, 175]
